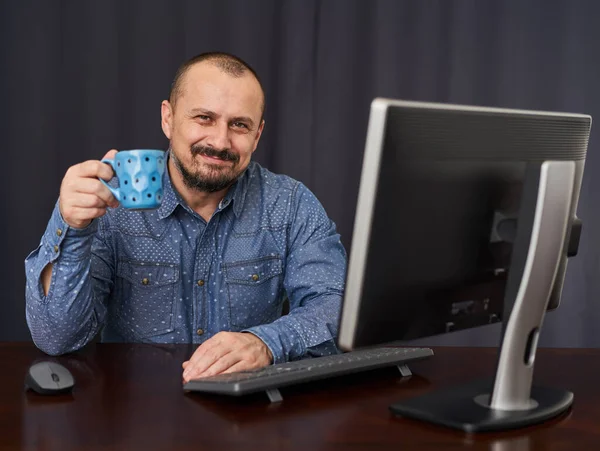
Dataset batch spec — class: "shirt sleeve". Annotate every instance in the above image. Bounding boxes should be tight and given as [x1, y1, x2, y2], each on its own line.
[244, 183, 348, 363]
[24, 201, 115, 355]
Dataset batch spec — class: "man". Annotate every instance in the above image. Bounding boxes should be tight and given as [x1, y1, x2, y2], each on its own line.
[24, 52, 347, 383]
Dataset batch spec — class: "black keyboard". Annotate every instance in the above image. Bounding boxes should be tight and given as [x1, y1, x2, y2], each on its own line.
[183, 346, 433, 401]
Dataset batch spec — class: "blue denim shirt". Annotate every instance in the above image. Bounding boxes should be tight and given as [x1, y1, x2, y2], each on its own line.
[25, 158, 347, 362]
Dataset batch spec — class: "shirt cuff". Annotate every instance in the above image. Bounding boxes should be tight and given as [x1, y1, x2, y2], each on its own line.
[243, 321, 307, 364]
[42, 201, 98, 262]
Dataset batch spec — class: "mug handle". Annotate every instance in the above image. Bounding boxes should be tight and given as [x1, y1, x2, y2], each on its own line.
[99, 159, 121, 202]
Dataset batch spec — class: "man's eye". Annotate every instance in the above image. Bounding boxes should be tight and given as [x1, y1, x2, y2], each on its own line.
[232, 122, 248, 129]
[196, 115, 211, 121]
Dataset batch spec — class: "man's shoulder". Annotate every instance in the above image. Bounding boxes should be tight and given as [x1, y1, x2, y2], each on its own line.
[245, 161, 301, 194]
[232, 162, 309, 226]
[246, 161, 300, 189]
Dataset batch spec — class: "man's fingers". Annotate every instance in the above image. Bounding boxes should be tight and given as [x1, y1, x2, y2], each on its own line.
[186, 335, 223, 366]
[222, 361, 252, 374]
[70, 159, 115, 181]
[183, 344, 234, 381]
[181, 338, 219, 380]
[66, 192, 110, 209]
[67, 150, 118, 181]
[181, 332, 272, 382]
[184, 347, 232, 381]
[72, 178, 118, 207]
[102, 149, 118, 160]
[63, 178, 118, 209]
[98, 149, 118, 179]
[196, 352, 242, 378]
[58, 150, 122, 229]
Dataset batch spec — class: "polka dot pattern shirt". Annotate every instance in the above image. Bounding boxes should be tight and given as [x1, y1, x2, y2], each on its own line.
[25, 160, 348, 363]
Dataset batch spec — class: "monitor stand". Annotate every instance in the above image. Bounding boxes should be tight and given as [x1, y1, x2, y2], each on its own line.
[390, 161, 576, 432]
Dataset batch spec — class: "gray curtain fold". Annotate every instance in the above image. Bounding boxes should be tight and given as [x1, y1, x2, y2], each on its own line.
[2, 0, 600, 348]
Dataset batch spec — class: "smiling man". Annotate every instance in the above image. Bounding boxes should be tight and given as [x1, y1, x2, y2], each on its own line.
[24, 52, 347, 382]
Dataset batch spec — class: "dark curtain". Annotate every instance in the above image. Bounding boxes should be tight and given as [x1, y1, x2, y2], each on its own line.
[2, 0, 599, 348]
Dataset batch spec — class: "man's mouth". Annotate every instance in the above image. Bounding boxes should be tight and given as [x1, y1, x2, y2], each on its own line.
[198, 153, 233, 164]
[191, 145, 239, 164]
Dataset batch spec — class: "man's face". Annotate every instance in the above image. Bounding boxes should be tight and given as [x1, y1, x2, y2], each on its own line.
[161, 63, 264, 193]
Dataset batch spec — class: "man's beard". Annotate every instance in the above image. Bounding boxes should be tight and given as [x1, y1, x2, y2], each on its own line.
[171, 144, 242, 193]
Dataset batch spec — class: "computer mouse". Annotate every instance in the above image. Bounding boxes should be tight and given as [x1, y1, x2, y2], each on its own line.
[25, 361, 75, 395]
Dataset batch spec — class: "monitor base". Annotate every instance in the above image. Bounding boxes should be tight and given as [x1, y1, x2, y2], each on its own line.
[389, 379, 573, 433]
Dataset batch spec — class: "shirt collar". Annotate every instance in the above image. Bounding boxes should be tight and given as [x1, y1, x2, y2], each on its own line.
[156, 152, 253, 220]
[213, 162, 253, 217]
[156, 158, 180, 220]
[231, 161, 252, 217]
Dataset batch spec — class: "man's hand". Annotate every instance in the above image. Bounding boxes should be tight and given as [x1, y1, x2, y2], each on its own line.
[182, 332, 273, 383]
[59, 149, 120, 229]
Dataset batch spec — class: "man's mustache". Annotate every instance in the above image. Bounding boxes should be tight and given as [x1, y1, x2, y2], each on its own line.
[191, 145, 239, 163]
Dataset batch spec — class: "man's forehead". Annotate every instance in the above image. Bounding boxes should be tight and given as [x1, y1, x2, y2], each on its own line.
[179, 62, 263, 114]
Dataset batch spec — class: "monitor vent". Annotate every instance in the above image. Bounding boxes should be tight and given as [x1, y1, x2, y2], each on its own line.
[387, 107, 590, 161]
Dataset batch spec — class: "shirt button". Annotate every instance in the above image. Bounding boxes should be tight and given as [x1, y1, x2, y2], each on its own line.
[141, 278, 149, 285]
[53, 245, 59, 253]
[197, 279, 205, 287]
[56, 228, 63, 237]
[251, 274, 259, 281]
[196, 328, 204, 336]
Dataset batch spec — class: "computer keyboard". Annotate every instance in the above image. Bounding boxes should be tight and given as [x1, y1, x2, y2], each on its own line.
[183, 346, 433, 401]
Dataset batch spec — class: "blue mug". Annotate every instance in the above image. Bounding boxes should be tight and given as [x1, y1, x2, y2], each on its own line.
[100, 149, 166, 210]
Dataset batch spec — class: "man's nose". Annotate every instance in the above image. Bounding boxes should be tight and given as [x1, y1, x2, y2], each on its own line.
[205, 122, 231, 150]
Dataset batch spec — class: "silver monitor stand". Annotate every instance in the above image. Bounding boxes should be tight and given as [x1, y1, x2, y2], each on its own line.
[390, 161, 576, 432]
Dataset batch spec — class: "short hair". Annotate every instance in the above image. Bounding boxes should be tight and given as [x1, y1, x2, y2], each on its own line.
[169, 51, 265, 119]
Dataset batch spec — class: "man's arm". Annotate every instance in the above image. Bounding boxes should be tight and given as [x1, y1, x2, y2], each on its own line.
[25, 203, 115, 355]
[25, 150, 119, 356]
[243, 183, 347, 363]
[181, 182, 347, 381]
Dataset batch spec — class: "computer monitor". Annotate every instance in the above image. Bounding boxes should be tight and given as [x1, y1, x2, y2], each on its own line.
[338, 99, 591, 432]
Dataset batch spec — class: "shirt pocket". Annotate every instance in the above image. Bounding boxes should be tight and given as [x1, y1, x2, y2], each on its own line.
[223, 255, 283, 329]
[116, 260, 179, 339]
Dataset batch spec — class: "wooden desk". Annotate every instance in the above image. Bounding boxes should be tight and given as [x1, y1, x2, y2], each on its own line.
[1, 344, 598, 450]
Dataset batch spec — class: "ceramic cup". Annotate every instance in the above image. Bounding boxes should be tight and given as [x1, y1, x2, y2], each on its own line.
[99, 149, 166, 210]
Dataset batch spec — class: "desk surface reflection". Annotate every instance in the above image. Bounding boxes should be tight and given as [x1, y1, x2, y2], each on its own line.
[1, 343, 598, 450]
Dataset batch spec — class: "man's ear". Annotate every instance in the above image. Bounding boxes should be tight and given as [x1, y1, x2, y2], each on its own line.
[161, 100, 173, 140]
